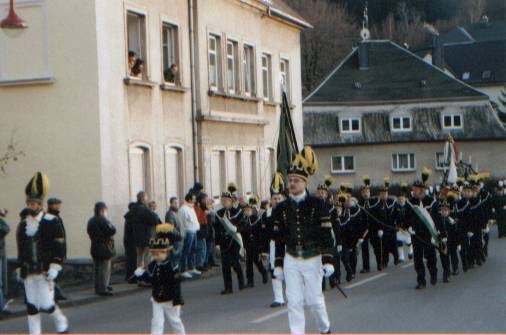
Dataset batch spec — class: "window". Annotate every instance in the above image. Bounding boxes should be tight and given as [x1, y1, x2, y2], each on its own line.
[129, 145, 151, 200]
[127, 11, 148, 79]
[392, 153, 416, 172]
[226, 40, 239, 94]
[435, 151, 464, 170]
[162, 23, 180, 84]
[208, 34, 222, 90]
[462, 72, 470, 80]
[210, 150, 226, 200]
[262, 54, 273, 101]
[243, 45, 256, 96]
[280, 59, 290, 97]
[340, 117, 361, 133]
[391, 116, 412, 131]
[482, 70, 491, 79]
[442, 113, 463, 129]
[243, 150, 257, 195]
[331, 156, 355, 173]
[165, 146, 183, 200]
[227, 150, 242, 194]
[265, 148, 276, 188]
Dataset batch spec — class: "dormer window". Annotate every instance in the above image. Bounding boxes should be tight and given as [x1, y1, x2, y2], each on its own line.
[482, 70, 491, 79]
[442, 113, 463, 129]
[462, 72, 470, 80]
[391, 116, 412, 132]
[340, 117, 361, 133]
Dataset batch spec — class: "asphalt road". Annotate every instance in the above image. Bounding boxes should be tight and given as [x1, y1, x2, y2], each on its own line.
[2, 236, 506, 334]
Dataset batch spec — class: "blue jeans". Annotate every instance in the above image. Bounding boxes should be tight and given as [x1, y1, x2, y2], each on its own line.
[170, 240, 183, 266]
[179, 232, 197, 272]
[196, 238, 207, 268]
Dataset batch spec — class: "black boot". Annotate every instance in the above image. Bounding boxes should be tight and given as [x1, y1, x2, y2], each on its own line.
[262, 272, 268, 284]
[221, 288, 233, 295]
[415, 282, 426, 290]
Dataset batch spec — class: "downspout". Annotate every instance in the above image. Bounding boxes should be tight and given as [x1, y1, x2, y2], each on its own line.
[188, 0, 199, 184]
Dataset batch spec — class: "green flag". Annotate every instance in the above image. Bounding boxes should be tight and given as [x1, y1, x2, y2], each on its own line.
[277, 91, 298, 184]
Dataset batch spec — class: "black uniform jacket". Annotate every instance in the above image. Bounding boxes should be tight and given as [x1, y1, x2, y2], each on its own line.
[272, 193, 335, 267]
[138, 258, 184, 305]
[215, 206, 242, 252]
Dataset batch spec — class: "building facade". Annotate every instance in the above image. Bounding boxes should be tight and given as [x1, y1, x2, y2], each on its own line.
[0, 0, 308, 259]
[303, 40, 506, 190]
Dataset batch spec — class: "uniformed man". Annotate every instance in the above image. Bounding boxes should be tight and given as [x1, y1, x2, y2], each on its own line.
[357, 176, 380, 273]
[392, 183, 413, 262]
[239, 195, 268, 288]
[467, 176, 485, 267]
[16, 172, 69, 334]
[215, 184, 245, 294]
[272, 147, 335, 335]
[317, 176, 336, 290]
[262, 173, 287, 308]
[377, 178, 398, 268]
[433, 196, 458, 283]
[406, 169, 438, 289]
[455, 182, 473, 272]
[494, 180, 506, 238]
[476, 173, 493, 259]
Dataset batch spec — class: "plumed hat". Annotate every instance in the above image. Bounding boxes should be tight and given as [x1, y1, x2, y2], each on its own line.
[149, 223, 176, 250]
[288, 146, 318, 181]
[25, 172, 49, 204]
[270, 172, 285, 195]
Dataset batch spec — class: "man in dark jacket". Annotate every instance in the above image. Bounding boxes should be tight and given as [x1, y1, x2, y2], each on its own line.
[165, 197, 183, 266]
[0, 208, 10, 315]
[123, 202, 137, 283]
[132, 191, 160, 270]
[47, 198, 67, 301]
[87, 202, 116, 296]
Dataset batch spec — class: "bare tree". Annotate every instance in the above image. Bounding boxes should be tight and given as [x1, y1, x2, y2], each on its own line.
[464, 0, 487, 22]
[0, 133, 24, 175]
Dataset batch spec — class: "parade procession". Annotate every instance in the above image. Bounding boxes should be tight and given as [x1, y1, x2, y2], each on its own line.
[1, 0, 506, 334]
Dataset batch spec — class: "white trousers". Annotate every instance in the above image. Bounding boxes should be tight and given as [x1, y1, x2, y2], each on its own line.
[284, 254, 330, 335]
[151, 299, 186, 335]
[272, 277, 285, 304]
[25, 274, 68, 335]
[396, 231, 413, 261]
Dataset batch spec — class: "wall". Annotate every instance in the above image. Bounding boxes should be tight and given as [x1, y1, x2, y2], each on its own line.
[0, 0, 102, 258]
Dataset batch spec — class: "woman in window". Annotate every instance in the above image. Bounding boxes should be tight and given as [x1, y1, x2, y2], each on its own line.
[131, 59, 145, 78]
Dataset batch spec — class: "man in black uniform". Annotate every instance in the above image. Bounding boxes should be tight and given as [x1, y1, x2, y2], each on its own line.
[272, 147, 335, 334]
[392, 183, 413, 262]
[456, 182, 473, 272]
[16, 172, 69, 334]
[358, 177, 382, 272]
[376, 178, 398, 268]
[467, 176, 485, 267]
[317, 176, 335, 290]
[494, 180, 506, 238]
[406, 169, 438, 289]
[239, 195, 268, 288]
[46, 198, 67, 301]
[433, 196, 458, 283]
[475, 174, 493, 259]
[215, 185, 245, 295]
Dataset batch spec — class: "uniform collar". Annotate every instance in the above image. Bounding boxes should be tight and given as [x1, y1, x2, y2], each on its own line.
[289, 191, 307, 204]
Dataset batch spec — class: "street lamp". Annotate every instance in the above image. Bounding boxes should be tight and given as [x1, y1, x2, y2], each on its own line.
[1, 0, 27, 29]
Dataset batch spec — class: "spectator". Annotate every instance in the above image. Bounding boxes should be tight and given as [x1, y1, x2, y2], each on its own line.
[47, 198, 67, 301]
[179, 193, 201, 279]
[131, 59, 144, 78]
[164, 64, 179, 84]
[0, 208, 10, 316]
[123, 202, 137, 283]
[165, 197, 183, 265]
[205, 200, 218, 268]
[128, 51, 136, 73]
[87, 202, 116, 297]
[132, 191, 160, 274]
[195, 193, 209, 272]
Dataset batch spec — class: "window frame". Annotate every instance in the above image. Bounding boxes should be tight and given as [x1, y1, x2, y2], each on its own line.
[128, 141, 154, 200]
[226, 39, 239, 95]
[243, 43, 256, 97]
[391, 115, 412, 132]
[280, 58, 290, 98]
[331, 155, 355, 174]
[161, 19, 181, 86]
[125, 7, 149, 80]
[441, 112, 463, 130]
[339, 117, 361, 134]
[391, 153, 416, 172]
[261, 53, 273, 102]
[208, 33, 222, 91]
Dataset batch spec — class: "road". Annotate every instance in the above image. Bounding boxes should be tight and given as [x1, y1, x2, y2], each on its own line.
[2, 236, 506, 334]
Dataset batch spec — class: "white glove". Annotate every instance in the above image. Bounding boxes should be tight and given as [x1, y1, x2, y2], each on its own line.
[134, 267, 146, 277]
[323, 264, 334, 278]
[408, 227, 415, 236]
[483, 227, 490, 234]
[467, 232, 474, 238]
[273, 267, 284, 281]
[337, 245, 343, 253]
[15, 268, 23, 283]
[357, 238, 364, 246]
[378, 230, 384, 238]
[46, 268, 59, 281]
[441, 238, 448, 244]
[430, 238, 436, 246]
[260, 253, 269, 261]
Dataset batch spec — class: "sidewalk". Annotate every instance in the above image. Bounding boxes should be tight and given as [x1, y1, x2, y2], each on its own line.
[1, 266, 220, 321]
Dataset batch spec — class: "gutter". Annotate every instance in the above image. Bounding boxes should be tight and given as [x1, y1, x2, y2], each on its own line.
[308, 137, 506, 148]
[188, 0, 199, 184]
[268, 6, 313, 29]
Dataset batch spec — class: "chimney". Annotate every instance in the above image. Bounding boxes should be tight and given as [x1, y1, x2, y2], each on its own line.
[431, 35, 444, 69]
[358, 41, 369, 70]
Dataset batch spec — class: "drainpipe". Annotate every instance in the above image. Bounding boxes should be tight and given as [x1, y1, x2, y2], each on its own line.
[188, 0, 199, 184]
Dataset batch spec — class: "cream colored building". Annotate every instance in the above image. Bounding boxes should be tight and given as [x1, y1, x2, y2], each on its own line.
[0, 0, 308, 259]
[303, 40, 506, 191]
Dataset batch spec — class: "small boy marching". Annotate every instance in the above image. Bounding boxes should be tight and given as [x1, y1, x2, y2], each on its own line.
[134, 223, 185, 335]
